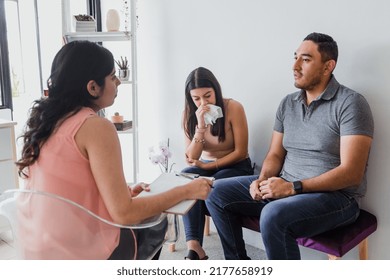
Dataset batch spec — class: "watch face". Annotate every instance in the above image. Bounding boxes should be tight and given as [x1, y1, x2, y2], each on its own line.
[293, 181, 302, 193]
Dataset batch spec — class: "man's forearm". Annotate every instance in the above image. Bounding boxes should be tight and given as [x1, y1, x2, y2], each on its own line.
[258, 155, 284, 182]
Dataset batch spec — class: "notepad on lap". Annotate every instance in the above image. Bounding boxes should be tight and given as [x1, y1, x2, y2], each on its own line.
[138, 172, 197, 215]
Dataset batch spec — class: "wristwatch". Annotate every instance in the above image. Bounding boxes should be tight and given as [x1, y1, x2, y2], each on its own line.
[292, 181, 303, 194]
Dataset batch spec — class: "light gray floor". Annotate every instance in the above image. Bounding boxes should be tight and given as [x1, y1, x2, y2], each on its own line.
[160, 218, 266, 260]
[0, 218, 267, 260]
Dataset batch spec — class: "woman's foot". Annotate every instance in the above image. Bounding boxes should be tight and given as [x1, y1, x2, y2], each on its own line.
[185, 240, 208, 260]
[184, 249, 209, 260]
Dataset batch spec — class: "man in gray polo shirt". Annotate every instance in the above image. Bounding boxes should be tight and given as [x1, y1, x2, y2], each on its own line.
[206, 32, 374, 260]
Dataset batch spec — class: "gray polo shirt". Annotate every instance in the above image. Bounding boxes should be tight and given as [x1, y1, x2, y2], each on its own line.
[274, 75, 374, 201]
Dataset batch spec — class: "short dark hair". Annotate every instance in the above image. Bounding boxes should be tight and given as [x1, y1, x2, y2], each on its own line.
[304, 32, 338, 62]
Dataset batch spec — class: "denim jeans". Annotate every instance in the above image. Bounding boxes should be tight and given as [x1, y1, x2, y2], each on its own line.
[181, 158, 253, 245]
[205, 175, 360, 260]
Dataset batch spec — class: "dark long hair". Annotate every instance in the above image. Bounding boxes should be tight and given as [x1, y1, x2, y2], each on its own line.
[183, 67, 226, 142]
[16, 40, 114, 177]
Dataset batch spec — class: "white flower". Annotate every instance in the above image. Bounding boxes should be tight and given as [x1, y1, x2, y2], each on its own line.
[148, 138, 175, 173]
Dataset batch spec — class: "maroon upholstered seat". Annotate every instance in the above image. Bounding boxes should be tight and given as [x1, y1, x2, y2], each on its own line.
[239, 209, 377, 259]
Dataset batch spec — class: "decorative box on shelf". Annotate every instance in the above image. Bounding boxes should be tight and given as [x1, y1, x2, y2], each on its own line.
[73, 14, 96, 32]
[114, 120, 133, 131]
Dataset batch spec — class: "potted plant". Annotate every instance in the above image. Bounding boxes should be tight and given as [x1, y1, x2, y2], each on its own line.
[73, 14, 96, 32]
[115, 56, 130, 81]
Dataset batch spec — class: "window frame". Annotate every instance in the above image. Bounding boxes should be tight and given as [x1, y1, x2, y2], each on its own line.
[87, 0, 102, 31]
[0, 0, 99, 111]
[0, 0, 13, 111]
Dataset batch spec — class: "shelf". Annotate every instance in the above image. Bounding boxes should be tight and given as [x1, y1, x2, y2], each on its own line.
[117, 128, 133, 134]
[63, 31, 132, 43]
[0, 119, 17, 128]
[61, 0, 139, 182]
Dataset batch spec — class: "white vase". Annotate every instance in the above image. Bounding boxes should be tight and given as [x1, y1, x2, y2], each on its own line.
[106, 9, 120, 31]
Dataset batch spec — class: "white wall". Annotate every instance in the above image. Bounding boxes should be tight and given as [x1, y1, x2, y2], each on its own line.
[136, 0, 390, 259]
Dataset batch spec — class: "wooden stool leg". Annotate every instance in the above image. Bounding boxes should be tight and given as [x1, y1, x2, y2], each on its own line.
[166, 214, 179, 253]
[168, 243, 176, 252]
[204, 216, 210, 236]
[359, 238, 368, 260]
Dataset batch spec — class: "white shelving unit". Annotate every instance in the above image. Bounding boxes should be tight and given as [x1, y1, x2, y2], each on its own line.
[0, 119, 18, 232]
[61, 0, 139, 183]
[0, 119, 18, 192]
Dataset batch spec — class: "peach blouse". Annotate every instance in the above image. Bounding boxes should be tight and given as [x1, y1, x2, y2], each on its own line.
[20, 107, 119, 259]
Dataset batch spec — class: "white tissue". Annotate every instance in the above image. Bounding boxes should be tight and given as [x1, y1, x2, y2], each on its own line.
[204, 104, 223, 125]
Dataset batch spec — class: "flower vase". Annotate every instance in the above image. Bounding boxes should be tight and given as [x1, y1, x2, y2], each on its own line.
[106, 9, 120, 31]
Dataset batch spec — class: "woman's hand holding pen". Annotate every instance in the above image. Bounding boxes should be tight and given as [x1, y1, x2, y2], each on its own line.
[130, 178, 212, 201]
[185, 178, 213, 200]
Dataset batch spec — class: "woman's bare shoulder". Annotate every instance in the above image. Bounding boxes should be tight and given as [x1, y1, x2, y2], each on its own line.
[224, 98, 245, 113]
[77, 115, 118, 143]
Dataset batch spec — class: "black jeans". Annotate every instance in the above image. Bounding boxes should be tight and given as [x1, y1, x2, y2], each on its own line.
[108, 218, 168, 260]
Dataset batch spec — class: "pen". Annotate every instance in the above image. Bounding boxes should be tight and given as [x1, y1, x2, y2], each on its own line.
[175, 173, 199, 180]
[175, 173, 215, 188]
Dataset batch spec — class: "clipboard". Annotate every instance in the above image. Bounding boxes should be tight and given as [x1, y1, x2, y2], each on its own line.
[138, 172, 197, 215]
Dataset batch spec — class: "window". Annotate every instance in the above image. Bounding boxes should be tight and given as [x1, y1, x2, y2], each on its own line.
[0, 0, 107, 111]
[0, 0, 109, 116]
[0, 0, 12, 110]
[5, 0, 25, 99]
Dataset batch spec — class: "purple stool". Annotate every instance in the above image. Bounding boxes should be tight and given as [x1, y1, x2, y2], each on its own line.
[239, 209, 377, 260]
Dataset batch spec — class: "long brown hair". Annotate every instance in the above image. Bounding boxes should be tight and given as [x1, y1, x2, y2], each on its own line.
[182, 67, 226, 142]
[16, 41, 114, 177]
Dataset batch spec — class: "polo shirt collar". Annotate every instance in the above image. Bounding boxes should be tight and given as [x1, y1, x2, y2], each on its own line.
[295, 75, 340, 102]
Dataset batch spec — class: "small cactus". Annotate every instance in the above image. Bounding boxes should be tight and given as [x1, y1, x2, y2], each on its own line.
[74, 14, 94, 21]
[115, 56, 129, 70]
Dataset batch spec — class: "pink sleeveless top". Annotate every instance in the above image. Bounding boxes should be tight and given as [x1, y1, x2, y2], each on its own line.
[20, 107, 119, 259]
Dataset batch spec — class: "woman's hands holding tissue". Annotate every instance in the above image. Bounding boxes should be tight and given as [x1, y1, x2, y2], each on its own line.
[195, 103, 210, 128]
[196, 104, 224, 127]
